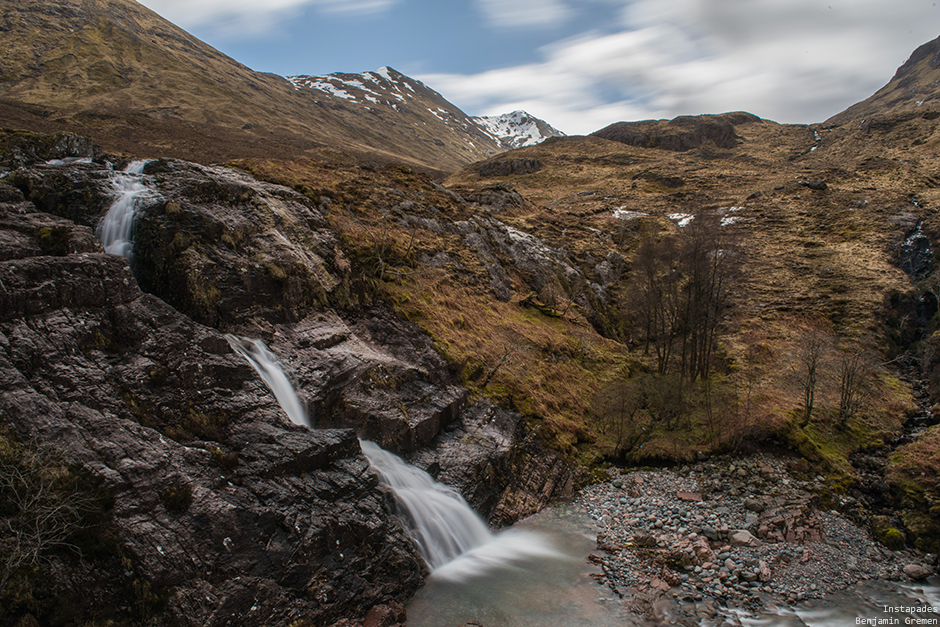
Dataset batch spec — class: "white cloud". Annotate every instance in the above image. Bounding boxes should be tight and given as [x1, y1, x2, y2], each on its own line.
[423, 0, 940, 134]
[475, 0, 573, 28]
[138, 0, 396, 35]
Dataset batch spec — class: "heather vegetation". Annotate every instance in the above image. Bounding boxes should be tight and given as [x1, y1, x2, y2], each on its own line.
[234, 149, 914, 483]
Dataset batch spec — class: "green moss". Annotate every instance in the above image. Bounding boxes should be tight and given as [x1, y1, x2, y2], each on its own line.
[210, 447, 239, 472]
[900, 509, 940, 553]
[159, 482, 193, 513]
[179, 406, 228, 442]
[265, 262, 288, 282]
[164, 201, 182, 218]
[33, 226, 70, 256]
[871, 515, 905, 550]
[882, 528, 905, 550]
[189, 276, 221, 320]
[147, 365, 168, 387]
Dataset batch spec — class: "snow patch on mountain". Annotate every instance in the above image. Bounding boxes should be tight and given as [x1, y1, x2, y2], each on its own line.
[285, 69, 563, 159]
[474, 110, 566, 150]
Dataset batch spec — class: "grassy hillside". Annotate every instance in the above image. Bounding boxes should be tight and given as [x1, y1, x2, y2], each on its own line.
[0, 0, 500, 173]
[233, 108, 929, 479]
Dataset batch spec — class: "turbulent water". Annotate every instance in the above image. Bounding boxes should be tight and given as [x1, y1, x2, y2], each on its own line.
[407, 503, 637, 627]
[360, 440, 560, 581]
[96, 160, 152, 260]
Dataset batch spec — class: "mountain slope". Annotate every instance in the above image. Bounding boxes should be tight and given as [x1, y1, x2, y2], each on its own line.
[0, 0, 501, 173]
[826, 35, 940, 126]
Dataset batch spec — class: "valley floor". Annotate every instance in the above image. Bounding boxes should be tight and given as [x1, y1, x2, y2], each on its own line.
[578, 454, 938, 625]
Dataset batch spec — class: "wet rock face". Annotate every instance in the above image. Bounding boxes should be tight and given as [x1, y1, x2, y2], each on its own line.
[1, 151, 582, 623]
[5, 155, 560, 461]
[133, 159, 347, 329]
[256, 311, 468, 454]
[8, 158, 348, 329]
[0, 130, 100, 171]
[898, 222, 933, 281]
[0, 185, 426, 625]
[409, 400, 581, 526]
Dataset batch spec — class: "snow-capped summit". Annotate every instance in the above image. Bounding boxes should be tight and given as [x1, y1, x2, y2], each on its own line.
[473, 110, 566, 150]
[285, 66, 503, 165]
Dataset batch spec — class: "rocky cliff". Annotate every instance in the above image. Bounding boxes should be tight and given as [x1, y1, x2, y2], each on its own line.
[0, 156, 429, 626]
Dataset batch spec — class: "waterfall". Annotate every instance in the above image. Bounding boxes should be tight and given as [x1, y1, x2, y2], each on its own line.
[225, 334, 559, 581]
[96, 160, 152, 261]
[224, 335, 310, 427]
[360, 440, 561, 582]
[360, 440, 492, 568]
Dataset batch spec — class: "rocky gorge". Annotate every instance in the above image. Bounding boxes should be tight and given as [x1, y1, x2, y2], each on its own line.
[2, 124, 940, 626]
[0, 133, 578, 626]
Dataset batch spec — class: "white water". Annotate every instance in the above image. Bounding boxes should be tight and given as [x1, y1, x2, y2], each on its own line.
[360, 440, 562, 581]
[224, 334, 310, 427]
[224, 334, 559, 581]
[96, 160, 151, 260]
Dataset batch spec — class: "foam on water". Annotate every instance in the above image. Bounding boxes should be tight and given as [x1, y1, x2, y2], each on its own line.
[225, 334, 558, 582]
[96, 160, 152, 260]
[360, 440, 561, 580]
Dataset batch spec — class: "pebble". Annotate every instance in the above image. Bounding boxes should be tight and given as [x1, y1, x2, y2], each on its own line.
[576, 453, 932, 619]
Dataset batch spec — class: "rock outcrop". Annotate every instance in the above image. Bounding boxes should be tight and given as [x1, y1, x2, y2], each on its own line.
[408, 399, 582, 525]
[592, 112, 760, 152]
[0, 175, 426, 625]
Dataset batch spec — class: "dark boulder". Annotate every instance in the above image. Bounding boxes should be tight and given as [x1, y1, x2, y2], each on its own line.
[478, 158, 541, 177]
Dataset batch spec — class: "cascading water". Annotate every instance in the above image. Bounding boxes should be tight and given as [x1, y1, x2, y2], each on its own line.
[224, 334, 559, 581]
[96, 160, 152, 261]
[360, 440, 492, 569]
[360, 441, 560, 582]
[224, 335, 310, 428]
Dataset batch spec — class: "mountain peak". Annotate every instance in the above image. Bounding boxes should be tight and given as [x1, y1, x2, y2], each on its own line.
[474, 110, 566, 150]
[0, 0, 500, 173]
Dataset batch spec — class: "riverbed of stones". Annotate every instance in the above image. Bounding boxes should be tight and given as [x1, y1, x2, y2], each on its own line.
[576, 454, 937, 618]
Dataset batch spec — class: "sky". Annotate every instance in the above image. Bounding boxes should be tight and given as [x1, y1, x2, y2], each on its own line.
[136, 0, 940, 135]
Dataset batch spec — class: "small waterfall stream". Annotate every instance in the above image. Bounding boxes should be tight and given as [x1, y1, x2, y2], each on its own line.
[223, 334, 939, 625]
[96, 160, 152, 260]
[360, 440, 561, 581]
[225, 335, 310, 428]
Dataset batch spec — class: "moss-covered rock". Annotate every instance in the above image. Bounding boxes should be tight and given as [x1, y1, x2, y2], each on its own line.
[871, 515, 906, 550]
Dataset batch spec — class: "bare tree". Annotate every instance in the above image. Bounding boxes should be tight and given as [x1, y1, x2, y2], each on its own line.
[837, 346, 871, 425]
[679, 211, 737, 381]
[479, 331, 529, 390]
[0, 448, 103, 596]
[627, 209, 739, 381]
[793, 319, 831, 427]
[629, 235, 683, 374]
[594, 379, 645, 458]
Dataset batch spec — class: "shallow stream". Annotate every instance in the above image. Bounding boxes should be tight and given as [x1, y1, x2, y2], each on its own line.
[407, 502, 940, 627]
[407, 502, 641, 627]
